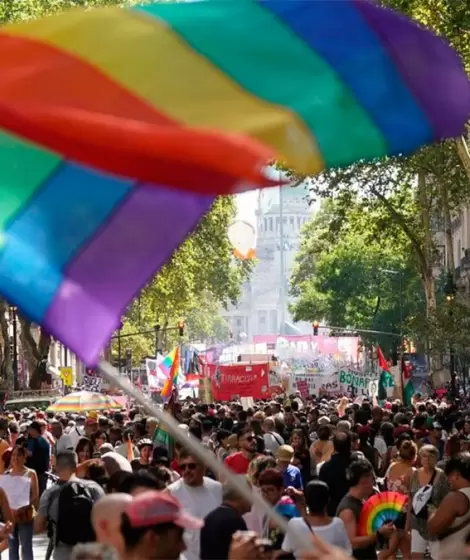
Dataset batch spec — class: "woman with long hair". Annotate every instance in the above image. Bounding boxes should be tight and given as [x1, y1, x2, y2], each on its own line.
[384, 439, 417, 559]
[6, 444, 39, 560]
[290, 428, 312, 486]
[244, 455, 277, 533]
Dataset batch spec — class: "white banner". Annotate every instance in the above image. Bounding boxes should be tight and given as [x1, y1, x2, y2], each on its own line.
[294, 370, 378, 397]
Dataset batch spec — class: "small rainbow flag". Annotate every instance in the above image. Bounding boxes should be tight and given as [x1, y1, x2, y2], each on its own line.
[160, 347, 180, 399]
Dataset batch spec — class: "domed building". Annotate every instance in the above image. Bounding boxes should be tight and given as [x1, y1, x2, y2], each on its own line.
[222, 177, 313, 339]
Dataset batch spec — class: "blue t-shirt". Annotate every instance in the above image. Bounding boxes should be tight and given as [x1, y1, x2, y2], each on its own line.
[26, 436, 50, 474]
[282, 464, 303, 490]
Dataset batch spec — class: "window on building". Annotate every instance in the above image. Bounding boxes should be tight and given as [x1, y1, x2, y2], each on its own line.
[290, 217, 295, 230]
[270, 310, 278, 333]
[275, 217, 280, 231]
[264, 218, 267, 231]
[269, 217, 273, 232]
[258, 311, 267, 332]
[297, 216, 302, 228]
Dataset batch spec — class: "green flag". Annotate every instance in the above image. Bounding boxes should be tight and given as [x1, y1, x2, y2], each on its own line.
[378, 369, 394, 400]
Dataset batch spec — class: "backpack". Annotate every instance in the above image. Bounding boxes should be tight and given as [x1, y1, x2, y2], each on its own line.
[55, 481, 96, 546]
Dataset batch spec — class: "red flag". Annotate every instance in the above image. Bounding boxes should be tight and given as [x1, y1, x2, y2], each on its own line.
[402, 359, 412, 380]
[376, 346, 390, 372]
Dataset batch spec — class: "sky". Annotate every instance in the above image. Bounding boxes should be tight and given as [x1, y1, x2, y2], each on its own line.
[236, 190, 258, 225]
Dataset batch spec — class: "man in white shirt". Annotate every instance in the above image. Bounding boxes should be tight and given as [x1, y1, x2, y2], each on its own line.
[167, 449, 222, 560]
[50, 420, 74, 456]
[262, 417, 284, 455]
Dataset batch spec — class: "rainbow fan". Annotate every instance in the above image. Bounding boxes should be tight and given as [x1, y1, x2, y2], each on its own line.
[358, 492, 407, 536]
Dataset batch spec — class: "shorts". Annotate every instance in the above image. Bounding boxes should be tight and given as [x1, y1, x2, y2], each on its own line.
[411, 530, 439, 558]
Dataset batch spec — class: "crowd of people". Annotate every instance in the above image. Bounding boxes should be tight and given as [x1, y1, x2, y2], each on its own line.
[0, 393, 469, 560]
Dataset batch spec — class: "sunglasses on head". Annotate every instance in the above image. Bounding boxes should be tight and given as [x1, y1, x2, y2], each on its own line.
[180, 462, 198, 471]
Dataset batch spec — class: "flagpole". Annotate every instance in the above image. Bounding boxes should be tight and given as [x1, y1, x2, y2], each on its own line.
[97, 360, 313, 551]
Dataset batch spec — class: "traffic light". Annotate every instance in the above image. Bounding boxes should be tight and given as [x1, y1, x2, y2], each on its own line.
[312, 321, 319, 336]
[178, 321, 185, 337]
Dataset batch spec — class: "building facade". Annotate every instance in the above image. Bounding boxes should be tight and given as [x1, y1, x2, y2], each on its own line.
[222, 183, 313, 339]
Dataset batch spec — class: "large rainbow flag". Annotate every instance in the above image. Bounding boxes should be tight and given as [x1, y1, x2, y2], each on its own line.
[0, 0, 468, 365]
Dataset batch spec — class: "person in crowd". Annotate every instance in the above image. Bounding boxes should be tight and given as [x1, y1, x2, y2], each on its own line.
[50, 421, 74, 464]
[34, 451, 105, 560]
[26, 421, 50, 497]
[258, 467, 300, 552]
[428, 452, 470, 560]
[130, 439, 153, 472]
[224, 429, 257, 475]
[120, 491, 203, 560]
[319, 432, 353, 516]
[91, 431, 108, 453]
[406, 444, 449, 560]
[290, 428, 312, 486]
[245, 455, 277, 533]
[262, 418, 285, 455]
[215, 429, 231, 462]
[421, 423, 445, 460]
[200, 477, 252, 560]
[310, 425, 333, 466]
[6, 444, 39, 560]
[276, 445, 303, 490]
[374, 422, 395, 475]
[92, 493, 133, 559]
[167, 449, 222, 560]
[282, 480, 351, 559]
[0, 420, 11, 473]
[337, 459, 395, 560]
[75, 437, 93, 464]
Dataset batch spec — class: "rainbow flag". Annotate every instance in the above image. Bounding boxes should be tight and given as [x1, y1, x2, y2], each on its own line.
[0, 1, 467, 366]
[160, 347, 180, 399]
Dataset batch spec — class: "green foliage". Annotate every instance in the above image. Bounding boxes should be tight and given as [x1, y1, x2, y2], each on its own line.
[290, 200, 423, 353]
[111, 196, 251, 363]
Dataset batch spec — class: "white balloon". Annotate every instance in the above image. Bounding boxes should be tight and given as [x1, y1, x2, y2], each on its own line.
[227, 220, 256, 259]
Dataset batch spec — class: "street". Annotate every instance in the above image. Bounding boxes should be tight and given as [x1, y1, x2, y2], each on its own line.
[5, 534, 49, 560]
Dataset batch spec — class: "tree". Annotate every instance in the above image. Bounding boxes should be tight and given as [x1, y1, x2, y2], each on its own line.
[108, 196, 250, 365]
[0, 0, 250, 386]
[290, 200, 424, 353]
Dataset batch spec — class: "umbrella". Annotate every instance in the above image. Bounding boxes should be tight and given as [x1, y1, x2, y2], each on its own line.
[47, 391, 121, 413]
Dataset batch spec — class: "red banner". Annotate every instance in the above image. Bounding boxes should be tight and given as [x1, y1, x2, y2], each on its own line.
[208, 363, 273, 401]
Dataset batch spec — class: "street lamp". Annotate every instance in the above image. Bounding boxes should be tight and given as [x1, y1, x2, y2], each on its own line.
[9, 306, 18, 390]
[444, 273, 457, 397]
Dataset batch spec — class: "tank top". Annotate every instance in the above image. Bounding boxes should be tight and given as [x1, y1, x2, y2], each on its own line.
[438, 488, 470, 560]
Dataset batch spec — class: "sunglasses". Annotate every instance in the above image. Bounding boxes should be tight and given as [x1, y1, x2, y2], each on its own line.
[180, 462, 198, 471]
[242, 435, 254, 442]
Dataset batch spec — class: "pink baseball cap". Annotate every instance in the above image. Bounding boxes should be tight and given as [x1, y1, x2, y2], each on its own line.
[125, 491, 203, 530]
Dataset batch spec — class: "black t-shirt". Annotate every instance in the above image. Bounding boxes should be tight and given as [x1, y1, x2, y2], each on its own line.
[337, 494, 377, 560]
[130, 459, 150, 472]
[200, 505, 247, 560]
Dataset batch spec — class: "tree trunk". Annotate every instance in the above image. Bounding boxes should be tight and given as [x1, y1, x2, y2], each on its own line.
[456, 135, 470, 184]
[438, 177, 455, 272]
[18, 317, 51, 389]
[0, 299, 13, 390]
[417, 170, 437, 316]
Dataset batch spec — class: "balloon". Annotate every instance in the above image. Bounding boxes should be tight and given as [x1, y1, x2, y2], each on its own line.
[227, 220, 256, 260]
